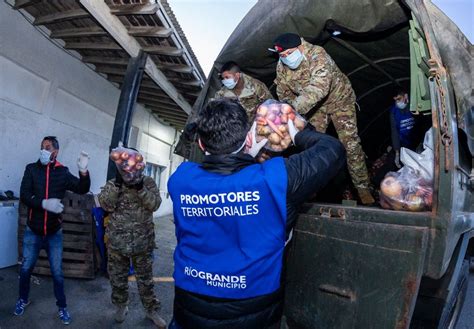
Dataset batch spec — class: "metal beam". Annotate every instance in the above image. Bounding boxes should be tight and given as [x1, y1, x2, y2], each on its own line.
[79, 0, 193, 114]
[138, 94, 177, 106]
[153, 111, 188, 121]
[147, 105, 188, 117]
[331, 37, 401, 87]
[138, 98, 181, 112]
[159, 63, 194, 74]
[82, 56, 129, 66]
[13, 0, 40, 9]
[65, 42, 122, 50]
[357, 77, 410, 102]
[347, 56, 410, 77]
[107, 51, 148, 180]
[109, 4, 159, 16]
[34, 9, 89, 25]
[50, 26, 107, 39]
[127, 26, 173, 38]
[142, 45, 184, 57]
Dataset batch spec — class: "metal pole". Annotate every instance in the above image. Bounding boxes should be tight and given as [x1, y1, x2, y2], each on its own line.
[107, 50, 148, 180]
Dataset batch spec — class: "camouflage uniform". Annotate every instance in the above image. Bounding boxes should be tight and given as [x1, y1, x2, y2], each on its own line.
[214, 72, 273, 123]
[98, 176, 162, 312]
[274, 39, 370, 191]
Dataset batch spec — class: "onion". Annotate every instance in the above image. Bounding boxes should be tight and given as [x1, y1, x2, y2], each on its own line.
[257, 125, 272, 136]
[135, 154, 143, 162]
[257, 106, 268, 116]
[280, 114, 288, 123]
[380, 176, 402, 198]
[281, 104, 293, 114]
[406, 194, 424, 211]
[110, 151, 121, 161]
[274, 117, 281, 125]
[120, 152, 129, 160]
[268, 133, 281, 144]
[278, 125, 287, 133]
[288, 113, 296, 121]
[127, 159, 136, 167]
[294, 117, 305, 130]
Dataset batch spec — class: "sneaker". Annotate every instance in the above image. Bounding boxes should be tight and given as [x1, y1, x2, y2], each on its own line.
[114, 305, 128, 323]
[13, 298, 30, 316]
[58, 307, 71, 325]
[146, 311, 167, 329]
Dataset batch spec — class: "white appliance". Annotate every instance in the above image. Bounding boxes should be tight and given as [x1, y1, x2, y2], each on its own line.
[0, 201, 19, 268]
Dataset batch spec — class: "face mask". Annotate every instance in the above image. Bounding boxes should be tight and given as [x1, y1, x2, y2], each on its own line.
[222, 77, 238, 90]
[39, 149, 52, 165]
[280, 49, 304, 69]
[396, 101, 408, 110]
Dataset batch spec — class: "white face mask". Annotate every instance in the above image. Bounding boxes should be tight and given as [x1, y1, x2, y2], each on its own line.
[280, 49, 304, 69]
[39, 149, 52, 165]
[222, 77, 238, 90]
[396, 101, 408, 110]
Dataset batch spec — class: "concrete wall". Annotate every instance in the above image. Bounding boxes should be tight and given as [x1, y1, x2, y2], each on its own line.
[0, 2, 183, 216]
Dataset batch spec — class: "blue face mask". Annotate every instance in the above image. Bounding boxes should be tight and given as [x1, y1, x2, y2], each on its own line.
[396, 101, 408, 110]
[39, 149, 52, 165]
[280, 49, 304, 69]
[222, 77, 238, 90]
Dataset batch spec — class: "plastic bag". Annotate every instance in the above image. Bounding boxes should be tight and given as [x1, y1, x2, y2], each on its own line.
[379, 128, 434, 211]
[254, 99, 306, 153]
[109, 145, 145, 184]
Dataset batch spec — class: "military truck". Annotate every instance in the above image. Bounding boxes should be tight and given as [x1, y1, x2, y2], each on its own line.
[177, 0, 474, 328]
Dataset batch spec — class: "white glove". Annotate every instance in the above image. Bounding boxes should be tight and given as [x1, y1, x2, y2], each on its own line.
[42, 198, 64, 214]
[287, 119, 299, 145]
[77, 151, 89, 173]
[245, 122, 268, 158]
[395, 151, 401, 169]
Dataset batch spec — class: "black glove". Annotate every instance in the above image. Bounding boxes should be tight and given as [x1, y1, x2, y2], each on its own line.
[114, 170, 123, 188]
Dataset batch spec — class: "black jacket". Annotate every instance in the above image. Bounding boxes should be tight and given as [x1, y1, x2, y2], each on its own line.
[20, 160, 91, 236]
[173, 126, 346, 329]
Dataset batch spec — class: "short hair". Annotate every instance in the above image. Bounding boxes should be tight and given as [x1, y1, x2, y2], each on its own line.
[197, 99, 248, 155]
[219, 61, 240, 75]
[394, 89, 407, 97]
[42, 136, 59, 149]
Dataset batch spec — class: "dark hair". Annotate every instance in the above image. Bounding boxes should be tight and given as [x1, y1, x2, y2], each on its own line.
[197, 99, 248, 155]
[219, 61, 240, 75]
[42, 136, 59, 149]
[394, 89, 407, 97]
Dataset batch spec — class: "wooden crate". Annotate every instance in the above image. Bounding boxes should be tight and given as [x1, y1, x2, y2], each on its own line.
[18, 192, 96, 279]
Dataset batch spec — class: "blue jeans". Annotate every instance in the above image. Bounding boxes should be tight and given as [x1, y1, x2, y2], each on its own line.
[19, 226, 66, 308]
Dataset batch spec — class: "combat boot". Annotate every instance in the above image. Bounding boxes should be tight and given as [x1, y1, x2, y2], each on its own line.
[114, 305, 128, 323]
[146, 311, 166, 329]
[357, 188, 375, 205]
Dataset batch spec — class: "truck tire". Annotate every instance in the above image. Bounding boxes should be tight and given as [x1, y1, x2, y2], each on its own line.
[410, 260, 469, 329]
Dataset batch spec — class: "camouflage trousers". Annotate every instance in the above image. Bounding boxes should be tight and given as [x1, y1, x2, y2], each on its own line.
[107, 249, 160, 312]
[309, 102, 370, 189]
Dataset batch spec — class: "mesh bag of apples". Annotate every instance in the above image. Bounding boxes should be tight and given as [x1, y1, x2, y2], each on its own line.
[110, 146, 145, 182]
[255, 100, 306, 153]
[379, 167, 433, 211]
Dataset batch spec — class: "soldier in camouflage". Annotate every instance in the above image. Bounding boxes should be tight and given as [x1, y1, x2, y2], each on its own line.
[272, 33, 375, 205]
[214, 61, 273, 123]
[98, 156, 166, 328]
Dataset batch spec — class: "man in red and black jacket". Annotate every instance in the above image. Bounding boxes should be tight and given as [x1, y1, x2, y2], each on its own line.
[15, 136, 91, 325]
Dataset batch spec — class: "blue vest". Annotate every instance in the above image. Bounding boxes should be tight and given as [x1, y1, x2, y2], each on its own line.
[392, 105, 415, 147]
[168, 157, 288, 299]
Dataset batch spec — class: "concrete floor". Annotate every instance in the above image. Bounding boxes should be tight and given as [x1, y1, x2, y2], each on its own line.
[0, 215, 472, 329]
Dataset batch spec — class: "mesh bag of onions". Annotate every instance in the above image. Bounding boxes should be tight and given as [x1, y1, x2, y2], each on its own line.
[110, 146, 146, 183]
[255, 99, 306, 153]
[379, 167, 433, 212]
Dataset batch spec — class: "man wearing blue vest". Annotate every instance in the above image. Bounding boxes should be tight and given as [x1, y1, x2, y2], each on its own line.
[168, 99, 346, 329]
[390, 90, 415, 168]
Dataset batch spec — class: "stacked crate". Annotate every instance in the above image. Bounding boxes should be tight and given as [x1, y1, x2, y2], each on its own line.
[18, 192, 96, 279]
